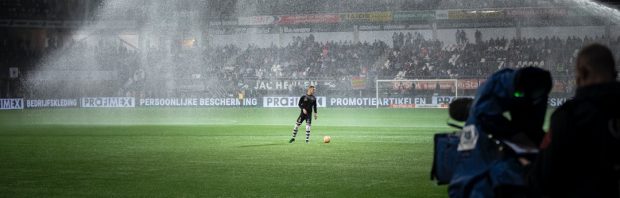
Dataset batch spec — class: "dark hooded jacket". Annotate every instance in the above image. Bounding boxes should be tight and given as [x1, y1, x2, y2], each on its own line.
[529, 82, 620, 198]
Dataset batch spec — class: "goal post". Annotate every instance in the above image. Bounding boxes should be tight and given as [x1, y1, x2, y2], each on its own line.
[375, 79, 459, 108]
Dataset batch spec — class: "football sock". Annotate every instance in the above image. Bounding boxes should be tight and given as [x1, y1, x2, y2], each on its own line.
[305, 124, 311, 142]
[292, 123, 301, 138]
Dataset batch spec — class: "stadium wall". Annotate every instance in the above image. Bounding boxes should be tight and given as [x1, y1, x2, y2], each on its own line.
[358, 30, 433, 43]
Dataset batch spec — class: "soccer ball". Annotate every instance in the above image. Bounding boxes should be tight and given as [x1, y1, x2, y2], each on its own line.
[323, 136, 331, 143]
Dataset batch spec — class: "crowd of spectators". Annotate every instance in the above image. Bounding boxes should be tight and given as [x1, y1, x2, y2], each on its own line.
[226, 35, 387, 79]
[381, 32, 617, 81]
[203, 33, 615, 82]
[164, 32, 614, 98]
[3, 29, 619, 99]
[194, 35, 388, 97]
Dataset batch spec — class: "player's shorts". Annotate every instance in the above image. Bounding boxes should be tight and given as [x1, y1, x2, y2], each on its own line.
[296, 111, 312, 125]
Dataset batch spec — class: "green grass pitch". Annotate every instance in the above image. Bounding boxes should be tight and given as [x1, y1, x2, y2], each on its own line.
[0, 108, 457, 197]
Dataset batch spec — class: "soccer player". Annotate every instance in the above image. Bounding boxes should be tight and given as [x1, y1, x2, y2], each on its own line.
[289, 85, 318, 143]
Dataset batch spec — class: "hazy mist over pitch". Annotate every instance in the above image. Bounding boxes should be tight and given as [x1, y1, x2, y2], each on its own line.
[19, 0, 620, 125]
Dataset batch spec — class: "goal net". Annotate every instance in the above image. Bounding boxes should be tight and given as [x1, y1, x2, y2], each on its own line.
[375, 79, 459, 108]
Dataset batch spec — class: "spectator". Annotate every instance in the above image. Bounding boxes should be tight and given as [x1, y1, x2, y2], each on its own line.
[528, 44, 620, 197]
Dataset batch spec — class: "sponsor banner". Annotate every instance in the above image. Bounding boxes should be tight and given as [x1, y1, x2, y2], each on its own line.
[277, 14, 340, 25]
[341, 11, 392, 23]
[380, 24, 431, 30]
[0, 98, 24, 110]
[351, 76, 366, 90]
[437, 20, 514, 28]
[282, 26, 312, 33]
[26, 99, 78, 108]
[138, 98, 258, 107]
[382, 24, 407, 30]
[391, 104, 415, 108]
[435, 10, 449, 20]
[447, 10, 505, 20]
[282, 25, 353, 33]
[522, 17, 605, 26]
[458, 79, 482, 90]
[263, 96, 326, 108]
[432, 96, 456, 105]
[238, 16, 276, 26]
[250, 80, 335, 90]
[505, 7, 568, 18]
[329, 97, 427, 107]
[81, 97, 135, 108]
[414, 104, 448, 108]
[548, 97, 569, 108]
[407, 24, 432, 29]
[208, 20, 238, 26]
[332, 96, 567, 108]
[359, 24, 432, 31]
[430, 96, 475, 106]
[3, 97, 568, 109]
[358, 25, 381, 31]
[385, 81, 456, 91]
[210, 27, 249, 35]
[429, 96, 568, 108]
[311, 24, 354, 32]
[393, 11, 436, 21]
[412, 81, 455, 90]
[248, 27, 274, 34]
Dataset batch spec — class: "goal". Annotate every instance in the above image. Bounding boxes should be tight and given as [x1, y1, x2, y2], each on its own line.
[375, 79, 459, 108]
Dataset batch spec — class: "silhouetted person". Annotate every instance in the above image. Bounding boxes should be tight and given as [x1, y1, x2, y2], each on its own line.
[449, 67, 552, 198]
[529, 43, 620, 197]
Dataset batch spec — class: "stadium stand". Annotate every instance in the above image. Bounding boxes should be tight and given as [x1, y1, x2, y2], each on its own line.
[2, 0, 619, 99]
[4, 31, 617, 99]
